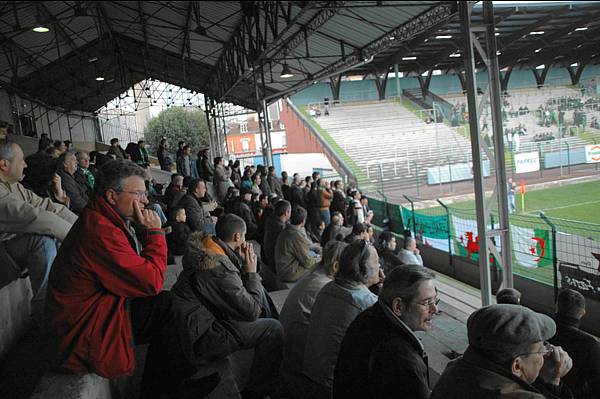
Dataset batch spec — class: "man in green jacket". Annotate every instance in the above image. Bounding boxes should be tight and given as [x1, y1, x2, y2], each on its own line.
[274, 205, 319, 282]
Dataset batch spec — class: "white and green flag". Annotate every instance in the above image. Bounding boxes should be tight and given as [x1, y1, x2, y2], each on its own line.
[402, 208, 450, 253]
[511, 225, 553, 269]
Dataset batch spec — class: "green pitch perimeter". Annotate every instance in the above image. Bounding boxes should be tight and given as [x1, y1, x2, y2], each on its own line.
[443, 179, 600, 224]
[415, 179, 600, 286]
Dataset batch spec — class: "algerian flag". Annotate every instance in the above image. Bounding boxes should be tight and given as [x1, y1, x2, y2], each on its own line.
[511, 225, 553, 269]
[402, 208, 450, 253]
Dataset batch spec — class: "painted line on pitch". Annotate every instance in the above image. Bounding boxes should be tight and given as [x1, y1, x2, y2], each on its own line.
[523, 200, 600, 215]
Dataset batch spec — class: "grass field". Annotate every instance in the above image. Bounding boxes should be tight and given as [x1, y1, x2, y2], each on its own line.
[438, 179, 600, 224]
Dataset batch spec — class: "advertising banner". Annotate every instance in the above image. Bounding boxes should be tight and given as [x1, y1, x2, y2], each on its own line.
[514, 151, 540, 174]
[585, 144, 600, 163]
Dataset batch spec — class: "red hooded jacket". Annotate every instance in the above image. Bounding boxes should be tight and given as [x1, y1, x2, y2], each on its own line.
[46, 196, 167, 378]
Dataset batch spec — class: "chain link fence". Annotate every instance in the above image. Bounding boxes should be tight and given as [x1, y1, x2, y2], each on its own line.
[367, 193, 600, 302]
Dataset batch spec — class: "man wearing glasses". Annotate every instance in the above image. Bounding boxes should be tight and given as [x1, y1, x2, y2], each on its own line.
[47, 159, 171, 383]
[431, 304, 573, 398]
[333, 264, 438, 399]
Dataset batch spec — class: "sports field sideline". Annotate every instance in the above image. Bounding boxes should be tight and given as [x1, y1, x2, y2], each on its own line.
[436, 179, 600, 224]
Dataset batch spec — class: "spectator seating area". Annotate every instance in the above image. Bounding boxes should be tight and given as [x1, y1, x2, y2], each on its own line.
[1, 132, 598, 399]
[445, 86, 600, 154]
[312, 101, 474, 193]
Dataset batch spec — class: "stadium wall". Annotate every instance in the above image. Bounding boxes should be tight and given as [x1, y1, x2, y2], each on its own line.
[291, 65, 600, 106]
[0, 88, 100, 151]
[279, 99, 347, 176]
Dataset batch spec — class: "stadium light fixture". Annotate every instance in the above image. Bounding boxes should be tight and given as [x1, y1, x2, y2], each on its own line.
[280, 64, 294, 79]
[95, 76, 105, 81]
[449, 53, 461, 58]
[402, 56, 417, 60]
[534, 48, 542, 53]
[435, 35, 452, 39]
[530, 31, 544, 35]
[32, 5, 50, 33]
[495, 32, 500, 36]
[496, 51, 501, 56]
[536, 64, 545, 70]
[570, 62, 579, 67]
[575, 27, 588, 31]
[32, 24, 50, 33]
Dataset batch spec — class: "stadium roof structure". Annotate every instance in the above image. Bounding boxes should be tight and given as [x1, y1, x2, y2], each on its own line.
[0, 1, 459, 113]
[356, 1, 600, 82]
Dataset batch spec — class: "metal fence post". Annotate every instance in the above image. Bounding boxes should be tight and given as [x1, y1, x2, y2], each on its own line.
[448, 155, 453, 193]
[379, 163, 385, 199]
[490, 212, 499, 283]
[540, 212, 559, 302]
[414, 161, 420, 197]
[538, 142, 543, 178]
[437, 199, 453, 270]
[566, 142, 571, 174]
[403, 195, 417, 239]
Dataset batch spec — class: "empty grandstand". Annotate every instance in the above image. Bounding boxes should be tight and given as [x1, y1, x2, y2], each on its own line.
[307, 100, 475, 196]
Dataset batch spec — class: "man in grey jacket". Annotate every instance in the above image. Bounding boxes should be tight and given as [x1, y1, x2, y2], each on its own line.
[0, 141, 77, 324]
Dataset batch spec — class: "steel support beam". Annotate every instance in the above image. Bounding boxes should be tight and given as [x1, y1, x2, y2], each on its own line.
[267, 2, 458, 101]
[484, 1, 513, 290]
[330, 74, 342, 101]
[460, 1, 492, 306]
[208, 1, 340, 102]
[251, 62, 273, 167]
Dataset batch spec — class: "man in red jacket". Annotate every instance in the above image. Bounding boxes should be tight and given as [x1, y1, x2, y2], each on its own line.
[47, 159, 170, 379]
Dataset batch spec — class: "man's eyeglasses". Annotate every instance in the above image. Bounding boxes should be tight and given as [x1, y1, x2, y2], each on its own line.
[516, 342, 554, 358]
[117, 190, 149, 198]
[412, 296, 441, 309]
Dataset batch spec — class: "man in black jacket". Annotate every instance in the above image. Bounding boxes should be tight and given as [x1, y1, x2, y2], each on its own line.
[262, 200, 291, 271]
[197, 148, 214, 182]
[157, 138, 173, 171]
[333, 265, 437, 399]
[177, 179, 215, 235]
[57, 152, 89, 214]
[290, 174, 305, 208]
[232, 187, 259, 240]
[330, 180, 346, 215]
[550, 289, 600, 398]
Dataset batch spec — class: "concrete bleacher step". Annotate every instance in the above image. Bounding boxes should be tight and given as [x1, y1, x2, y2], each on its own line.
[0, 276, 32, 361]
[30, 373, 112, 399]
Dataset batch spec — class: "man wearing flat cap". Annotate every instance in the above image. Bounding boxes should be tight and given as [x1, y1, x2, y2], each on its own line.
[431, 304, 573, 399]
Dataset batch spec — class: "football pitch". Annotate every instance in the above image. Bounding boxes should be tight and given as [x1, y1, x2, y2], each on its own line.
[441, 179, 600, 224]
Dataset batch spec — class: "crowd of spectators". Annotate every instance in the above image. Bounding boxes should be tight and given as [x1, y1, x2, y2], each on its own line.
[1, 135, 599, 399]
[533, 132, 557, 142]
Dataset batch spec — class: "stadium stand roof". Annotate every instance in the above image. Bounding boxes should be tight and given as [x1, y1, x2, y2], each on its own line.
[356, 1, 600, 79]
[0, 1, 458, 112]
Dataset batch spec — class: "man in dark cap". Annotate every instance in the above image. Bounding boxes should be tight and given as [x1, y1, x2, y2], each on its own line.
[431, 304, 573, 399]
[496, 287, 522, 305]
[549, 289, 600, 398]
